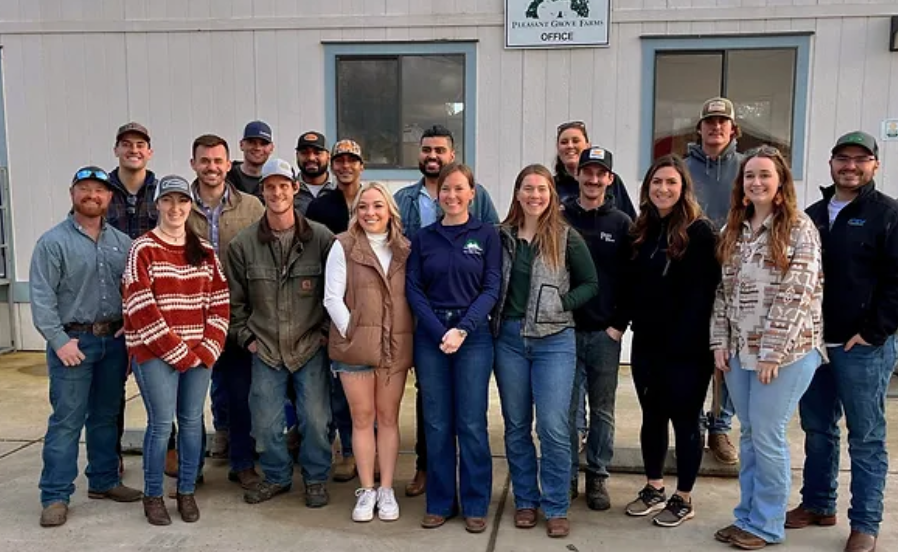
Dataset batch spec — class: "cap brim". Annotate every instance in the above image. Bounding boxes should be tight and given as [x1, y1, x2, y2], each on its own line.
[116, 130, 150, 142]
[699, 113, 734, 122]
[156, 189, 193, 201]
[243, 135, 272, 143]
[831, 143, 876, 158]
[71, 177, 115, 190]
[578, 160, 612, 172]
[296, 144, 327, 152]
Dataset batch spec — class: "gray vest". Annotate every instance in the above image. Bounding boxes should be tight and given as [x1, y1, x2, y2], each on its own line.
[492, 225, 573, 338]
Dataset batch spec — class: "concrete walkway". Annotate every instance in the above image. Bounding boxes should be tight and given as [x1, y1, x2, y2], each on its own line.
[1, 352, 896, 551]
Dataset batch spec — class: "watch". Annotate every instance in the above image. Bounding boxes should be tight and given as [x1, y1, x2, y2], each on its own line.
[456, 329, 468, 339]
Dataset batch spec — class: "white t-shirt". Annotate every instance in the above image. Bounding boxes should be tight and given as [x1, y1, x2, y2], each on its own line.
[828, 197, 851, 228]
[305, 182, 327, 198]
[323, 232, 393, 337]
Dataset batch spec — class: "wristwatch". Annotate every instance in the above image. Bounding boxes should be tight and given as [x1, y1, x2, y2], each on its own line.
[456, 329, 468, 339]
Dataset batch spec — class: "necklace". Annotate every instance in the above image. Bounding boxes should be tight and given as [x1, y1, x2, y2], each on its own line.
[157, 227, 186, 241]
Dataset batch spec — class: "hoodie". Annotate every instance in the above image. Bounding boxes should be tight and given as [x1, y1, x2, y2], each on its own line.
[684, 141, 744, 229]
[554, 171, 636, 221]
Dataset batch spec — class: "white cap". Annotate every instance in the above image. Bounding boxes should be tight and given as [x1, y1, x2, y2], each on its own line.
[260, 158, 295, 182]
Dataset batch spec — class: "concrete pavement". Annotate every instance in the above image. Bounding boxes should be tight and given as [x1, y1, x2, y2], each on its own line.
[1, 352, 896, 551]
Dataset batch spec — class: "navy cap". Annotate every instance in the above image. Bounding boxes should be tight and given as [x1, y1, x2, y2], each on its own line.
[243, 120, 273, 143]
[71, 166, 113, 189]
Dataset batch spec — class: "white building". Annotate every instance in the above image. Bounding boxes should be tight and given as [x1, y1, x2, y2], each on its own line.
[0, 0, 896, 350]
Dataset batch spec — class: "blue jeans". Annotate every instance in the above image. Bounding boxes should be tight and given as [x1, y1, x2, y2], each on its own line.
[210, 362, 229, 431]
[702, 377, 735, 434]
[219, 340, 254, 472]
[250, 350, 332, 486]
[133, 358, 212, 497]
[330, 371, 354, 457]
[799, 336, 896, 536]
[495, 320, 576, 519]
[570, 330, 622, 481]
[725, 350, 821, 543]
[415, 309, 493, 518]
[40, 332, 128, 507]
[574, 365, 587, 434]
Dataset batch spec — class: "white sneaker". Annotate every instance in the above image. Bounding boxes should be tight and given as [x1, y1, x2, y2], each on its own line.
[376, 487, 400, 521]
[352, 488, 377, 522]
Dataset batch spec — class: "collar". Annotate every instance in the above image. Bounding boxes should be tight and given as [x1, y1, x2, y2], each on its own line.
[819, 180, 876, 203]
[258, 209, 313, 244]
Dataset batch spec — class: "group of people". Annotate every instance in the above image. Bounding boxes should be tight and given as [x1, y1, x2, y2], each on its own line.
[29, 96, 895, 552]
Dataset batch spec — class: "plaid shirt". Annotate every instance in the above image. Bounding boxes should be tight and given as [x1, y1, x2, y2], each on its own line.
[106, 168, 158, 239]
[194, 185, 231, 254]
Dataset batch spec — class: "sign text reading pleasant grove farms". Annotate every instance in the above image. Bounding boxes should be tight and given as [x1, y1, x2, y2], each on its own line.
[505, 0, 611, 49]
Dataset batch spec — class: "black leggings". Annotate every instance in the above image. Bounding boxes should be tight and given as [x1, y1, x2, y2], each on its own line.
[630, 352, 712, 494]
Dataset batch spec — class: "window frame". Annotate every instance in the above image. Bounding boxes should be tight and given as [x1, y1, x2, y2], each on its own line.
[325, 41, 478, 181]
[639, 34, 811, 180]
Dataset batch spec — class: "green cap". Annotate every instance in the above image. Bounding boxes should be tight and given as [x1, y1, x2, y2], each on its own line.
[832, 131, 878, 159]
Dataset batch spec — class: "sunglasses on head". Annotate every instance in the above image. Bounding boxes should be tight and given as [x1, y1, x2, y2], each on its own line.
[745, 145, 781, 157]
[557, 121, 587, 135]
[74, 168, 110, 182]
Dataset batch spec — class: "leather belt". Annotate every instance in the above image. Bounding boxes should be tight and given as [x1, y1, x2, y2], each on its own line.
[63, 320, 124, 337]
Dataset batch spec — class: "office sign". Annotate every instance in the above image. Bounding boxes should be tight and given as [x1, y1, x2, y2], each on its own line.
[505, 0, 611, 49]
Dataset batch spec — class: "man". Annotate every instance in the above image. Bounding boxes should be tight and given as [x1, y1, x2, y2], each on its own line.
[790, 131, 898, 552]
[228, 120, 274, 199]
[187, 134, 265, 489]
[563, 146, 632, 511]
[305, 139, 365, 483]
[30, 166, 142, 527]
[105, 122, 158, 474]
[227, 157, 335, 508]
[295, 131, 336, 214]
[394, 124, 500, 497]
[683, 96, 741, 465]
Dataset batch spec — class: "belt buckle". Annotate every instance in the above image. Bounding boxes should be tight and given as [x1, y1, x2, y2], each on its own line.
[92, 322, 110, 336]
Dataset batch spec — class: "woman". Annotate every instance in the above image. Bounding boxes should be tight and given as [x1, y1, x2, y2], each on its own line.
[625, 155, 720, 527]
[711, 147, 824, 550]
[554, 120, 636, 219]
[492, 164, 598, 538]
[406, 162, 501, 533]
[123, 175, 229, 526]
[324, 182, 413, 523]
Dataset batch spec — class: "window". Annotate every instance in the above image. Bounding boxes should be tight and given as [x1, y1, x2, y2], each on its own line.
[640, 35, 810, 179]
[326, 43, 477, 179]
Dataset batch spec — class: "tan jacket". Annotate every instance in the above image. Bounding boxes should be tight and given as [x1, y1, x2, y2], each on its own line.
[328, 231, 413, 376]
[188, 181, 265, 272]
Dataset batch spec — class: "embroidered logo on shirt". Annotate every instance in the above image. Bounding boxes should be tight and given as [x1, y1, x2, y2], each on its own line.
[847, 218, 866, 226]
[600, 231, 615, 243]
[463, 239, 484, 256]
[301, 279, 313, 291]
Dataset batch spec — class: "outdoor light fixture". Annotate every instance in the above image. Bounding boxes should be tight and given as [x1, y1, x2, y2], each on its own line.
[892, 16, 898, 52]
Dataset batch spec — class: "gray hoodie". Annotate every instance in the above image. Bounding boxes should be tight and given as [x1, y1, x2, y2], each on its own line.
[684, 140, 744, 229]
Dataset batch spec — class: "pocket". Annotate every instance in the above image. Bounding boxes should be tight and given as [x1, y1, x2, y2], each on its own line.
[290, 264, 322, 297]
[534, 284, 568, 324]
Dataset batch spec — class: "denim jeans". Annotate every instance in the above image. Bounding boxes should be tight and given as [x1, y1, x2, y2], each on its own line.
[574, 365, 587, 434]
[330, 371, 354, 457]
[210, 363, 229, 431]
[725, 350, 821, 543]
[702, 377, 735, 434]
[250, 350, 332, 487]
[40, 332, 128, 507]
[799, 336, 896, 536]
[218, 340, 254, 472]
[569, 329, 622, 481]
[495, 319, 576, 519]
[415, 309, 493, 518]
[133, 358, 212, 497]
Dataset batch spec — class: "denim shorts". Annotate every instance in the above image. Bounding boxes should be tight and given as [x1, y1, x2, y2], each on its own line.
[332, 360, 375, 375]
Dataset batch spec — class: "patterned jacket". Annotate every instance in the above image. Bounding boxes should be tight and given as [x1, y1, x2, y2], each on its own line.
[710, 211, 826, 370]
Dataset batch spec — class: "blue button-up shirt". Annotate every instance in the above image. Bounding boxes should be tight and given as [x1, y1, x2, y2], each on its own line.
[29, 215, 132, 351]
[418, 187, 439, 229]
[195, 186, 230, 253]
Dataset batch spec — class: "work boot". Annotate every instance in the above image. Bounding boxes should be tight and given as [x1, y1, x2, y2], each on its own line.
[176, 493, 200, 523]
[585, 474, 610, 511]
[88, 484, 143, 502]
[708, 433, 739, 465]
[332, 455, 357, 483]
[143, 496, 171, 526]
[844, 530, 876, 552]
[39, 502, 68, 528]
[405, 470, 426, 497]
[244, 481, 291, 504]
[228, 468, 262, 490]
[210, 429, 229, 460]
[305, 483, 330, 508]
[785, 505, 837, 528]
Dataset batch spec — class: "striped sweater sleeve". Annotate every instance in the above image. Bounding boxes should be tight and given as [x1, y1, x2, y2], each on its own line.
[123, 240, 200, 371]
[193, 252, 230, 368]
[758, 218, 822, 366]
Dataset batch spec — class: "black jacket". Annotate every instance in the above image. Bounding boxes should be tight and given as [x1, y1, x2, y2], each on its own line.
[806, 181, 898, 345]
[228, 162, 264, 200]
[561, 197, 633, 332]
[305, 189, 350, 235]
[627, 216, 720, 361]
[554, 172, 637, 220]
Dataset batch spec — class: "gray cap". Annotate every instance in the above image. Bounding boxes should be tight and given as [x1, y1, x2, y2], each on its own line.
[260, 158, 296, 182]
[154, 174, 194, 202]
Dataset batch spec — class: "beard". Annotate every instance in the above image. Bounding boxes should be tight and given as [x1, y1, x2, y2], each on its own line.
[418, 158, 443, 178]
[73, 200, 106, 218]
[300, 163, 328, 179]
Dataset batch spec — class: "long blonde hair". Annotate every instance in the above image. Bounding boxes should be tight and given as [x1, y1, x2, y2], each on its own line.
[501, 164, 567, 270]
[347, 182, 404, 245]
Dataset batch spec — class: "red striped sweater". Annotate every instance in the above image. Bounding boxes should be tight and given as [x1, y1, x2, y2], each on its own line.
[123, 231, 230, 372]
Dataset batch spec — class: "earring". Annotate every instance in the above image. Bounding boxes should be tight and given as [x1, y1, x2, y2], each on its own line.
[742, 196, 751, 207]
[773, 193, 783, 206]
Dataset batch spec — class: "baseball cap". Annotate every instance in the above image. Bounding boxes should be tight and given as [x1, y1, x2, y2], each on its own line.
[71, 165, 113, 189]
[331, 139, 363, 163]
[296, 131, 327, 152]
[831, 130, 879, 159]
[578, 146, 613, 172]
[699, 97, 735, 122]
[260, 158, 296, 182]
[116, 122, 151, 143]
[153, 174, 194, 202]
[242, 120, 273, 143]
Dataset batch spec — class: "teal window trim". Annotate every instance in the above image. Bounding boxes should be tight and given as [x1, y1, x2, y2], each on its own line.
[324, 41, 478, 182]
[640, 34, 811, 180]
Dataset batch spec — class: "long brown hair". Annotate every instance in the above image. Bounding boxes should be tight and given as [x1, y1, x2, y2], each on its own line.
[632, 155, 704, 260]
[502, 164, 567, 270]
[717, 146, 798, 273]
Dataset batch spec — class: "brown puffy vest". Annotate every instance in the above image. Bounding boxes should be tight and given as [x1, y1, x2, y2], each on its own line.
[327, 231, 414, 375]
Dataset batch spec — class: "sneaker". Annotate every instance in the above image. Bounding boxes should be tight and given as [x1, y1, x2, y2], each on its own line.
[376, 487, 400, 521]
[708, 433, 739, 465]
[578, 431, 587, 454]
[625, 485, 667, 516]
[653, 494, 695, 527]
[352, 488, 377, 522]
[585, 474, 611, 511]
[305, 482, 330, 508]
